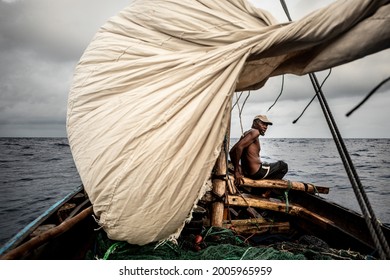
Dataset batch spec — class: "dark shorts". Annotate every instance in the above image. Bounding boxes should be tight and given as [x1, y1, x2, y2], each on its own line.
[248, 161, 288, 180]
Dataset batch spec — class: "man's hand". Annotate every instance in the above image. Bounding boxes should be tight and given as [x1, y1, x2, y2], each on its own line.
[233, 170, 244, 187]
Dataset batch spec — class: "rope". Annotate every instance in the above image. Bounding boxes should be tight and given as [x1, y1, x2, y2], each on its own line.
[103, 242, 122, 260]
[224, 134, 236, 195]
[346, 76, 390, 117]
[268, 75, 285, 112]
[234, 92, 245, 133]
[240, 247, 254, 260]
[232, 91, 251, 134]
[311, 183, 319, 195]
[279, 0, 292, 21]
[284, 180, 293, 213]
[293, 68, 332, 124]
[231, 91, 243, 110]
[309, 73, 390, 259]
[280, 0, 390, 259]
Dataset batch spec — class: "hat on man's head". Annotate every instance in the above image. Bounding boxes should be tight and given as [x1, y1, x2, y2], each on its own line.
[254, 115, 273, 125]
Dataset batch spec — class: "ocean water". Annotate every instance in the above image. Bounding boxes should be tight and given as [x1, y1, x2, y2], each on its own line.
[0, 138, 82, 247]
[0, 137, 389, 247]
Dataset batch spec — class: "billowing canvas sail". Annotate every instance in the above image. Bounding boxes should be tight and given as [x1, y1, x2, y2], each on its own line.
[67, 0, 389, 245]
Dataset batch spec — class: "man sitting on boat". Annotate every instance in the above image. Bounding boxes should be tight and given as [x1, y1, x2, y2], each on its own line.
[229, 115, 288, 187]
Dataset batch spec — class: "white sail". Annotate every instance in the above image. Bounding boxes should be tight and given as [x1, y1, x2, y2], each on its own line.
[67, 0, 389, 245]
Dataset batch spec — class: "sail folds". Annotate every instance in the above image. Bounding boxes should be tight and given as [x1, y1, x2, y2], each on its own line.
[67, 0, 389, 245]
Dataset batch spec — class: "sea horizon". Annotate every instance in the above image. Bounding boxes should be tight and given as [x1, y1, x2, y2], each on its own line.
[1, 137, 389, 247]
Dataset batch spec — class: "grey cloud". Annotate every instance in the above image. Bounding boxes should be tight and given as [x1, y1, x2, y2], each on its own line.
[0, 0, 388, 138]
[0, 0, 129, 137]
[0, 0, 128, 62]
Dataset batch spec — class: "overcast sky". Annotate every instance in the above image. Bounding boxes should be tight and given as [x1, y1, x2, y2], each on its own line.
[0, 0, 388, 138]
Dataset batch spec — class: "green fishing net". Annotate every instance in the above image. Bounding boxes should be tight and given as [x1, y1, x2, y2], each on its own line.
[86, 227, 368, 260]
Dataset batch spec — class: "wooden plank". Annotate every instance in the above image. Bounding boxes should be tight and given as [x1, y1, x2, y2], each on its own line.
[227, 194, 334, 230]
[223, 221, 290, 235]
[234, 177, 329, 194]
[223, 218, 266, 225]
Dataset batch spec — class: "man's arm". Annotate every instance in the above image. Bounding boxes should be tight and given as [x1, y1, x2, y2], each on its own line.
[229, 129, 259, 186]
[229, 142, 243, 186]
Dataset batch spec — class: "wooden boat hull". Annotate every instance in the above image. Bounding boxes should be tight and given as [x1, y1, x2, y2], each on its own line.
[0, 186, 96, 260]
[220, 175, 390, 257]
[288, 191, 390, 255]
[1, 183, 389, 259]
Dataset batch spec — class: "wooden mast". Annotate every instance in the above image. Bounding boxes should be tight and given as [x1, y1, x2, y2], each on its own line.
[210, 115, 231, 227]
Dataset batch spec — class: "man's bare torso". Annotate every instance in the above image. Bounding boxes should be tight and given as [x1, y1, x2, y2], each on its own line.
[241, 130, 262, 175]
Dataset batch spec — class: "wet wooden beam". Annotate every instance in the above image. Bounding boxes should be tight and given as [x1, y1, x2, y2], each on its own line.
[234, 177, 329, 194]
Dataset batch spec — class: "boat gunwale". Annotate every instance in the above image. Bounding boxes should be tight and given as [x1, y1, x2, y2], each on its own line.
[0, 185, 84, 256]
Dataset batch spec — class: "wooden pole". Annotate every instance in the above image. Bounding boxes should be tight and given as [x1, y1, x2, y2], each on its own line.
[211, 112, 231, 227]
[211, 138, 228, 227]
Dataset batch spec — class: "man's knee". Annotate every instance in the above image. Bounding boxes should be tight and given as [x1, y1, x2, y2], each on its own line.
[279, 160, 288, 174]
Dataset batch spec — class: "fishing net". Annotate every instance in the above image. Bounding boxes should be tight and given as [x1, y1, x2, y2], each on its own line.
[86, 227, 369, 260]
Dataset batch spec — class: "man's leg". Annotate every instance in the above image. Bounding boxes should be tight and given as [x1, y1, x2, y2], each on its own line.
[263, 161, 288, 179]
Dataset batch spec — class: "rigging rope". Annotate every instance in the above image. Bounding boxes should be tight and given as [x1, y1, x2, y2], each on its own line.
[309, 73, 390, 259]
[346, 76, 390, 117]
[235, 92, 245, 134]
[293, 68, 332, 124]
[280, 0, 292, 21]
[268, 75, 285, 112]
[232, 91, 251, 135]
[280, 0, 390, 259]
[232, 91, 243, 110]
